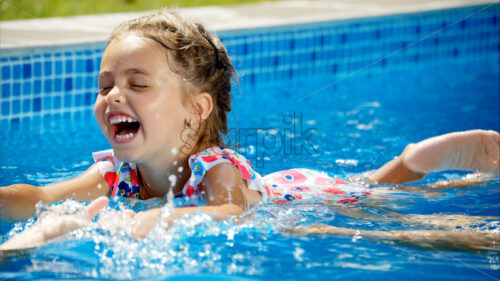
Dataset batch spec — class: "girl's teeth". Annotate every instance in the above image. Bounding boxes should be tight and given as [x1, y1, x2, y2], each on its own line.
[116, 132, 135, 140]
[109, 116, 137, 125]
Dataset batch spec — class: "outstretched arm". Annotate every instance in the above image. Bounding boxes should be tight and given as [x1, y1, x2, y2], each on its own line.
[0, 164, 109, 222]
[369, 130, 500, 184]
[0, 196, 109, 251]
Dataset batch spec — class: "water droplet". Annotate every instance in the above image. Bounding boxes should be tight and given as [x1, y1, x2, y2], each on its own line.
[168, 174, 177, 187]
[293, 247, 305, 261]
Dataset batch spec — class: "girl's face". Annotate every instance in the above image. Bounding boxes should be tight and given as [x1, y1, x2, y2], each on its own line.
[94, 35, 191, 164]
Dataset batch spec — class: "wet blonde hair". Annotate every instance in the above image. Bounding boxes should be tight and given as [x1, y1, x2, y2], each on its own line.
[109, 9, 235, 149]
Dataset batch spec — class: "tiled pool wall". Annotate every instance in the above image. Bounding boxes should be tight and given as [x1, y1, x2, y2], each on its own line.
[0, 3, 499, 132]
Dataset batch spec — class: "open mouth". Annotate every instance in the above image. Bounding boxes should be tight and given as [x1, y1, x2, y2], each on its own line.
[109, 115, 141, 141]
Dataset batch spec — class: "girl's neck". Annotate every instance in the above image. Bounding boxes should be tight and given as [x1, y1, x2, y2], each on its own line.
[136, 143, 218, 199]
[137, 159, 190, 199]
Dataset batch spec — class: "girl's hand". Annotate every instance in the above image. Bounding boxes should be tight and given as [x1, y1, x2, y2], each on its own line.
[129, 208, 161, 239]
[0, 197, 109, 251]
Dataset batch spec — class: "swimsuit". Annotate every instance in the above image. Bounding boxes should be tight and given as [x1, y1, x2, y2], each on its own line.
[92, 147, 267, 207]
[93, 147, 371, 206]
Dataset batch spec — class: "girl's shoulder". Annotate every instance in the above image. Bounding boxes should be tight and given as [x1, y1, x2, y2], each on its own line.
[180, 147, 268, 204]
[188, 147, 255, 179]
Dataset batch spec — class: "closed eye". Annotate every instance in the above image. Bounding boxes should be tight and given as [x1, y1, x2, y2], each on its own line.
[98, 87, 112, 95]
[131, 85, 147, 88]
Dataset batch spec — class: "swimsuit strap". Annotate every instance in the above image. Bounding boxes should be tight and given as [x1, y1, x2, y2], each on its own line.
[92, 149, 140, 198]
[179, 147, 268, 204]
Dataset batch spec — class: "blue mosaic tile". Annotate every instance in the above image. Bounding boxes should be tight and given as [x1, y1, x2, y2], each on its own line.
[75, 94, 83, 106]
[43, 62, 53, 76]
[1, 83, 10, 98]
[0, 119, 8, 130]
[1, 65, 10, 80]
[85, 76, 94, 88]
[13, 65, 21, 79]
[1, 101, 9, 116]
[23, 99, 31, 113]
[22, 81, 31, 95]
[76, 59, 85, 73]
[33, 97, 41, 112]
[64, 94, 72, 107]
[34, 80, 42, 95]
[43, 97, 51, 110]
[66, 60, 73, 73]
[95, 57, 102, 70]
[13, 82, 20, 97]
[34, 62, 42, 77]
[54, 78, 62, 92]
[65, 78, 72, 91]
[12, 99, 20, 114]
[53, 96, 61, 109]
[44, 79, 52, 93]
[86, 59, 93, 72]
[11, 117, 20, 131]
[76, 77, 83, 90]
[55, 61, 63, 75]
[21, 116, 30, 131]
[23, 64, 31, 79]
[32, 115, 42, 129]
[84, 92, 92, 105]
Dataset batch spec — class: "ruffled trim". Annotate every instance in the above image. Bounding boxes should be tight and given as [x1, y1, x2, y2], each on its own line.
[183, 147, 268, 203]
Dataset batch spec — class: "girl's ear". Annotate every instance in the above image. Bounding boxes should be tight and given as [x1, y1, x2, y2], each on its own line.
[193, 92, 213, 121]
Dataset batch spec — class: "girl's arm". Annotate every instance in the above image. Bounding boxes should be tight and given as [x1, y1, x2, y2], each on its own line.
[368, 144, 426, 184]
[130, 162, 249, 238]
[0, 197, 109, 251]
[0, 164, 109, 222]
[369, 130, 500, 184]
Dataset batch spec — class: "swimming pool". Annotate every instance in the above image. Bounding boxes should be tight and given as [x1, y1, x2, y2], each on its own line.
[1, 3, 500, 280]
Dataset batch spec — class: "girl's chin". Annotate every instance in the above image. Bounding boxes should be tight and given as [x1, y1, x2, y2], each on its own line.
[111, 147, 140, 163]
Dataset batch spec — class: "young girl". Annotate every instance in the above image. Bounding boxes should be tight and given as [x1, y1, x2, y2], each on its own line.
[0, 10, 499, 250]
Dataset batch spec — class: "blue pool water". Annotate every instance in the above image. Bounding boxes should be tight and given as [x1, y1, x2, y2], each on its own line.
[1, 4, 500, 281]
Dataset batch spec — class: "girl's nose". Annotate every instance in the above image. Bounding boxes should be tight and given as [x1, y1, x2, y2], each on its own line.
[106, 86, 125, 104]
